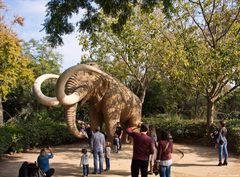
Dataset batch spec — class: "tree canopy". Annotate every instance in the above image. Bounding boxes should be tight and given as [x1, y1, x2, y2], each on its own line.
[0, 1, 34, 125]
[80, 7, 172, 103]
[79, 0, 240, 126]
[43, 0, 174, 47]
[164, 0, 240, 125]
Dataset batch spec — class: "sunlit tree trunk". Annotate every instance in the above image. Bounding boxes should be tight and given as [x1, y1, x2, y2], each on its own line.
[0, 97, 3, 126]
[206, 96, 216, 133]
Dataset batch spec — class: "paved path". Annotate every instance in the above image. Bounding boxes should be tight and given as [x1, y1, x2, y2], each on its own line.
[0, 143, 239, 177]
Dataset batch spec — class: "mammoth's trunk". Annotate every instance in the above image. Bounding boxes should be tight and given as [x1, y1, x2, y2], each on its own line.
[66, 104, 87, 138]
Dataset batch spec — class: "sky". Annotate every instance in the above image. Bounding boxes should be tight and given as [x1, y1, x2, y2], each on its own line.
[4, 0, 83, 71]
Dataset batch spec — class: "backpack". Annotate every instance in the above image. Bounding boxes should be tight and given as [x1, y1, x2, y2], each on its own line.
[18, 161, 46, 177]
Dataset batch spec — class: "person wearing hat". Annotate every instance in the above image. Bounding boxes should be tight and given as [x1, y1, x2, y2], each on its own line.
[126, 123, 154, 177]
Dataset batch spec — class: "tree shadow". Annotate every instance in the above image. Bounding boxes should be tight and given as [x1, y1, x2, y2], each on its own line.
[53, 162, 131, 177]
[173, 163, 217, 167]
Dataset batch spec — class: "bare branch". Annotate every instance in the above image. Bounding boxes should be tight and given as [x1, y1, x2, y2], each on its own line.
[121, 54, 142, 84]
[191, 15, 213, 47]
[216, 7, 240, 42]
[189, 0, 199, 5]
[215, 84, 240, 102]
[209, 0, 216, 25]
[198, 0, 216, 47]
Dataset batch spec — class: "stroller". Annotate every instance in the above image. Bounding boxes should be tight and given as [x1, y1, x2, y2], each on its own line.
[18, 161, 46, 177]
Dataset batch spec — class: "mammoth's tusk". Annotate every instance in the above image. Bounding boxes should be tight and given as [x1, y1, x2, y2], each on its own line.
[33, 74, 60, 106]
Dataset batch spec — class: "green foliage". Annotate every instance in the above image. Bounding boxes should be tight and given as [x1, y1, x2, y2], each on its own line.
[44, 0, 174, 46]
[23, 38, 62, 76]
[144, 115, 207, 141]
[225, 120, 240, 153]
[1, 120, 78, 153]
[80, 7, 172, 102]
[144, 115, 240, 153]
[3, 38, 63, 122]
[0, 127, 11, 155]
[0, 16, 34, 100]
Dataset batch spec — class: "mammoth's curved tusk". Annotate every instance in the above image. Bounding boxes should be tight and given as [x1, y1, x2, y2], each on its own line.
[33, 74, 60, 106]
[56, 64, 109, 106]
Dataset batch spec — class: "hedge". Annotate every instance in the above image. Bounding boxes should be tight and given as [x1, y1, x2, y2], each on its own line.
[0, 119, 79, 154]
[1, 115, 240, 155]
[143, 114, 240, 153]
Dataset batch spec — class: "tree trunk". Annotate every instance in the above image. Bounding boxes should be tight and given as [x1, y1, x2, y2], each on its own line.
[138, 86, 147, 104]
[206, 97, 215, 132]
[0, 97, 3, 126]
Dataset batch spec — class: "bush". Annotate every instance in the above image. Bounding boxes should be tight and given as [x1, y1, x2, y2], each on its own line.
[1, 119, 79, 154]
[225, 120, 240, 153]
[143, 115, 240, 153]
[143, 114, 206, 142]
[0, 127, 12, 155]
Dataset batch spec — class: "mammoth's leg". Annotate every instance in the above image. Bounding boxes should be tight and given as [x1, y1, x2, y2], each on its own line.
[89, 107, 103, 132]
[103, 113, 121, 142]
[121, 122, 128, 143]
[125, 111, 142, 144]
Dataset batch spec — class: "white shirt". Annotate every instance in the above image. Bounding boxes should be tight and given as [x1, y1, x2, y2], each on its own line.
[80, 154, 89, 165]
[105, 146, 111, 158]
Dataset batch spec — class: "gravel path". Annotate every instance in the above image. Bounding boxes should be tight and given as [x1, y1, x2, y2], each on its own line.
[0, 143, 239, 177]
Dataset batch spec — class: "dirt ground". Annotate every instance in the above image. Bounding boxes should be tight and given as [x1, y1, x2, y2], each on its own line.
[0, 143, 239, 177]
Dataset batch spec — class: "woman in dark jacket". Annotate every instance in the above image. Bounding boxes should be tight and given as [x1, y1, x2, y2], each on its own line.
[156, 131, 173, 177]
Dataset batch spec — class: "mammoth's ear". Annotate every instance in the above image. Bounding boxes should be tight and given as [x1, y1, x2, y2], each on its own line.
[95, 78, 109, 102]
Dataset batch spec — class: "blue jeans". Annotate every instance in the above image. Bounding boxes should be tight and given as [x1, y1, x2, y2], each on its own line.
[82, 165, 89, 176]
[159, 165, 171, 177]
[105, 157, 110, 170]
[218, 143, 228, 162]
[93, 148, 104, 173]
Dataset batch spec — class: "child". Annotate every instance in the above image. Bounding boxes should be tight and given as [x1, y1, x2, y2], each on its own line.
[112, 133, 119, 153]
[105, 142, 111, 171]
[80, 148, 89, 177]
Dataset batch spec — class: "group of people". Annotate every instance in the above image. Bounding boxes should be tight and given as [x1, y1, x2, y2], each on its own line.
[34, 120, 228, 177]
[79, 122, 124, 177]
[126, 123, 173, 177]
[126, 120, 228, 177]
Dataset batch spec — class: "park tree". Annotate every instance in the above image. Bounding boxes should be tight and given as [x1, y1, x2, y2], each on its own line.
[79, 7, 171, 103]
[3, 38, 63, 121]
[0, 1, 34, 126]
[23, 38, 62, 76]
[164, 0, 240, 127]
[43, 0, 174, 47]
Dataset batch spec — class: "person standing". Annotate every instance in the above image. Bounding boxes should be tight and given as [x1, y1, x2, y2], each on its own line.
[148, 125, 158, 174]
[105, 142, 111, 171]
[126, 123, 154, 177]
[80, 148, 89, 177]
[112, 133, 120, 153]
[156, 130, 173, 177]
[217, 120, 228, 166]
[115, 122, 123, 150]
[91, 126, 105, 174]
[37, 146, 55, 177]
[85, 123, 92, 146]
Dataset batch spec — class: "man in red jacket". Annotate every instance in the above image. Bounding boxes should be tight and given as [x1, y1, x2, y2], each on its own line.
[126, 123, 154, 177]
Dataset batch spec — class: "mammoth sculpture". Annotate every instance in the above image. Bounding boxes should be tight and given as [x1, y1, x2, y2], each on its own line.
[33, 63, 142, 141]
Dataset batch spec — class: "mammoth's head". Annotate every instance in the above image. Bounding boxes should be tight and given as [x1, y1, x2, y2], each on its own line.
[33, 64, 111, 138]
[33, 64, 110, 107]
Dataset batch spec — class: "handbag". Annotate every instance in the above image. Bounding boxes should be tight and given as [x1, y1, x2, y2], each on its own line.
[153, 162, 159, 175]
